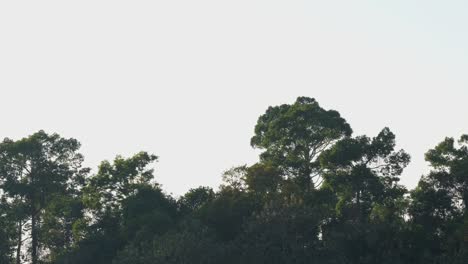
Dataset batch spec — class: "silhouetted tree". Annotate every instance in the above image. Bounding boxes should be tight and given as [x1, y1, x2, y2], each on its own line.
[251, 97, 352, 191]
[1, 97, 467, 264]
[0, 131, 88, 264]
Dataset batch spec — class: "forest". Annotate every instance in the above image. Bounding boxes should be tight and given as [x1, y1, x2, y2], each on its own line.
[0, 97, 467, 264]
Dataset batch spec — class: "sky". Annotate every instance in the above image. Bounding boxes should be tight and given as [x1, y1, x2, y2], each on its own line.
[1, 1, 467, 196]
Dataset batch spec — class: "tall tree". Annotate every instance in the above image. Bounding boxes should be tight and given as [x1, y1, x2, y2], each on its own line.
[251, 97, 352, 191]
[319, 128, 410, 263]
[0, 130, 88, 264]
[424, 135, 468, 209]
[409, 135, 468, 263]
[66, 152, 161, 264]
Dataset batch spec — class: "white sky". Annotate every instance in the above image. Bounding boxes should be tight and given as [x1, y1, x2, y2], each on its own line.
[1, 1, 467, 195]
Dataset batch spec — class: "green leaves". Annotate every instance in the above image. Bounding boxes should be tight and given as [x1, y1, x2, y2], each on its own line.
[83, 152, 158, 214]
[251, 97, 352, 190]
[420, 134, 468, 209]
[0, 98, 467, 264]
[0, 130, 89, 264]
[406, 134, 468, 263]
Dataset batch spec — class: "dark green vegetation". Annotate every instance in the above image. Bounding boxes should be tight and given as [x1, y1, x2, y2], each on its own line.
[0, 97, 467, 263]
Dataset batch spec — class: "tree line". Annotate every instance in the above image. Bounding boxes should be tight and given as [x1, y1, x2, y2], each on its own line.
[0, 97, 467, 263]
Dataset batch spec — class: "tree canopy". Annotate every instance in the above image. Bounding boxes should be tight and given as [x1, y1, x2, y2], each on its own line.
[0, 97, 466, 264]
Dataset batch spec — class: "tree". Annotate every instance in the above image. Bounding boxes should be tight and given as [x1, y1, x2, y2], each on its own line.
[114, 223, 225, 264]
[198, 188, 260, 242]
[251, 97, 352, 191]
[83, 152, 158, 221]
[40, 192, 87, 261]
[3, 98, 468, 264]
[424, 135, 468, 209]
[0, 131, 88, 264]
[236, 199, 326, 264]
[320, 128, 410, 217]
[244, 162, 282, 197]
[178, 186, 215, 215]
[319, 128, 410, 263]
[0, 196, 17, 264]
[65, 152, 162, 264]
[408, 135, 468, 263]
[120, 185, 177, 242]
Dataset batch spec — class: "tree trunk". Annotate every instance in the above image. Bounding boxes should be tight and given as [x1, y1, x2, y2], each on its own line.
[64, 220, 72, 250]
[356, 190, 362, 221]
[31, 212, 38, 264]
[16, 220, 22, 264]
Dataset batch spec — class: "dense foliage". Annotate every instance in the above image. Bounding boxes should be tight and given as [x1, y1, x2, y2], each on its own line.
[0, 97, 467, 263]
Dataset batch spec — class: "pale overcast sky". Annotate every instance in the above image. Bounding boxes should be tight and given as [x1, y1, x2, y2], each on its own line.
[1, 1, 467, 195]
